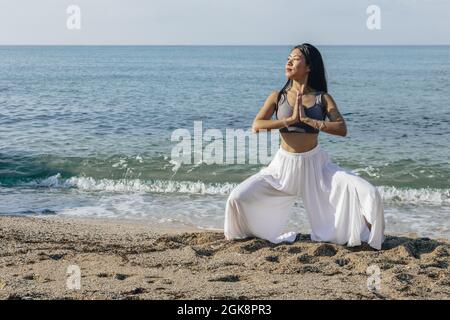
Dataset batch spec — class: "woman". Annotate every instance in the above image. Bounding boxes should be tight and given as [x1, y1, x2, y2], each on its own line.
[224, 44, 385, 250]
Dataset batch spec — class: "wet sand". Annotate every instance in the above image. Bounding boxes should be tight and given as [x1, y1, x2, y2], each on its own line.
[0, 216, 449, 300]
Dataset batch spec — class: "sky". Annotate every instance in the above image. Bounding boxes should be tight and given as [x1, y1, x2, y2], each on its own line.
[0, 0, 449, 45]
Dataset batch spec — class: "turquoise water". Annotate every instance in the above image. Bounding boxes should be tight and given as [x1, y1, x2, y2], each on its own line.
[0, 46, 449, 238]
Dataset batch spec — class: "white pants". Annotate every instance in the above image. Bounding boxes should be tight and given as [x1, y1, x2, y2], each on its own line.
[224, 144, 385, 250]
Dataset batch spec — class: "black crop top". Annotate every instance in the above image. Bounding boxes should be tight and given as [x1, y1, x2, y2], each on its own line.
[275, 91, 327, 133]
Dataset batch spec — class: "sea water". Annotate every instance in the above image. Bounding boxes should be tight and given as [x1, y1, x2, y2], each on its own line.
[0, 45, 448, 238]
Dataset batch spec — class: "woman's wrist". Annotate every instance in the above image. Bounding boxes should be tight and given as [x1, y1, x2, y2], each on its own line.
[285, 117, 295, 126]
[311, 119, 326, 130]
[300, 116, 312, 125]
[301, 117, 325, 130]
[318, 120, 326, 130]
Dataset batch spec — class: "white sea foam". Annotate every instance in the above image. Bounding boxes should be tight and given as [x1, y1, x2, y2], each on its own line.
[20, 173, 450, 206]
[351, 166, 381, 178]
[377, 185, 450, 206]
[23, 173, 238, 195]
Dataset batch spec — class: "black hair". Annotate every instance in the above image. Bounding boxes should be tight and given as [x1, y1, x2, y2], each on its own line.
[275, 43, 328, 115]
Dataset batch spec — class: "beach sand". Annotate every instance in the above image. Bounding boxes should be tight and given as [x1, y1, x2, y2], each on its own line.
[0, 216, 449, 300]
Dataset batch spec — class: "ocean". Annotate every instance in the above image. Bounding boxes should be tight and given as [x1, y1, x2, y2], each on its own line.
[0, 45, 449, 238]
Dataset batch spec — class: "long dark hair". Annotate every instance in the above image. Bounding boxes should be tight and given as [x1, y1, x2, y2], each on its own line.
[275, 43, 328, 113]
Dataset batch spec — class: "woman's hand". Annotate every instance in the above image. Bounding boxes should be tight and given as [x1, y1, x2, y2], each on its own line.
[287, 91, 300, 125]
[298, 89, 308, 122]
[287, 84, 308, 124]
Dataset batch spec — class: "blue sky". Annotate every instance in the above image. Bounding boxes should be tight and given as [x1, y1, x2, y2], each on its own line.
[0, 0, 449, 45]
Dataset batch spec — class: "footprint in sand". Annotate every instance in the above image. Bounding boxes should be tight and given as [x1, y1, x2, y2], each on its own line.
[191, 247, 214, 257]
[96, 273, 109, 278]
[335, 258, 350, 267]
[287, 247, 302, 254]
[208, 275, 240, 282]
[297, 254, 316, 264]
[23, 274, 35, 280]
[265, 255, 279, 263]
[124, 287, 146, 295]
[313, 244, 337, 257]
[395, 273, 414, 285]
[95, 272, 131, 281]
[114, 273, 130, 281]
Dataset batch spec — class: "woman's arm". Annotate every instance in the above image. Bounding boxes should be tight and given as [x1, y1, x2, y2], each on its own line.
[300, 93, 347, 137]
[252, 91, 297, 133]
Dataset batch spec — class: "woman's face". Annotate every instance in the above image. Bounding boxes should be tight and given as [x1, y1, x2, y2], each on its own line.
[285, 48, 310, 80]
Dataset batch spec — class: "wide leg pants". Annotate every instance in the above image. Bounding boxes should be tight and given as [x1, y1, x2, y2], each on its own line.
[224, 144, 385, 250]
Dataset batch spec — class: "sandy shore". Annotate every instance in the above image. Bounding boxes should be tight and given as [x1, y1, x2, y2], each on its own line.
[0, 216, 449, 300]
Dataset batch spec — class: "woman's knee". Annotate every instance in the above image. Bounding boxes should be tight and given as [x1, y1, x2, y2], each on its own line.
[228, 186, 246, 204]
[359, 178, 380, 198]
[358, 181, 383, 207]
[228, 178, 258, 204]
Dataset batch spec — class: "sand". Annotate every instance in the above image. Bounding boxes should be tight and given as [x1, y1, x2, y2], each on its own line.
[0, 216, 449, 300]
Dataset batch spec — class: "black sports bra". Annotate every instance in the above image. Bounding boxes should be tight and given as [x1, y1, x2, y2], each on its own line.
[275, 91, 327, 134]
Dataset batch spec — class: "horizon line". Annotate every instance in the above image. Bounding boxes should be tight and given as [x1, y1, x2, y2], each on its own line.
[1, 44, 450, 47]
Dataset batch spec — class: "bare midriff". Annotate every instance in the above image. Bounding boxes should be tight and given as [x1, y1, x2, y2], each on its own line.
[280, 132, 319, 153]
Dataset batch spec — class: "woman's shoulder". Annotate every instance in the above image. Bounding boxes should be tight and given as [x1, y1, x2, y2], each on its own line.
[269, 90, 280, 98]
[266, 90, 281, 105]
[319, 92, 337, 110]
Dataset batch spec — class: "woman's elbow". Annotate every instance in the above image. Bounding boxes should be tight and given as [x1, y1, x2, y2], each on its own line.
[252, 120, 261, 132]
[334, 122, 347, 137]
